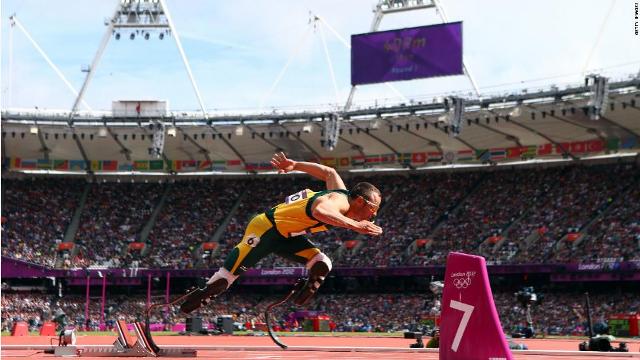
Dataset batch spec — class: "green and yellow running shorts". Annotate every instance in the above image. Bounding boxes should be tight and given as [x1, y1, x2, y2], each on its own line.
[223, 213, 321, 275]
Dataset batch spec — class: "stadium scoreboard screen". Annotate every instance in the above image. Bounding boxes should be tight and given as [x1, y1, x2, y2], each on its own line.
[351, 22, 463, 85]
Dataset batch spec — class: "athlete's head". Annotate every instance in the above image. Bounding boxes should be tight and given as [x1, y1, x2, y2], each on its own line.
[346, 182, 381, 221]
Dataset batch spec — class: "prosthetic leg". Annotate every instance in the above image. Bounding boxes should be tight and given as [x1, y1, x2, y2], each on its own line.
[144, 291, 202, 355]
[139, 268, 237, 355]
[179, 268, 238, 314]
[265, 278, 306, 349]
[265, 253, 333, 349]
[292, 253, 332, 306]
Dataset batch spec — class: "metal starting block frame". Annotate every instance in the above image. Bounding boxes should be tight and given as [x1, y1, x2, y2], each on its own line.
[56, 320, 196, 357]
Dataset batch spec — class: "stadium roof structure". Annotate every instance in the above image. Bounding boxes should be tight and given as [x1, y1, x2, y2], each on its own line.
[1, 78, 639, 175]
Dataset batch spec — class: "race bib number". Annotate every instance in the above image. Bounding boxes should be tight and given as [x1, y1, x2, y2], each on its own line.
[285, 189, 308, 204]
[244, 234, 261, 248]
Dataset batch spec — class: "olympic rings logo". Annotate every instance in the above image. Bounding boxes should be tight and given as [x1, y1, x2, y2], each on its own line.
[453, 277, 472, 289]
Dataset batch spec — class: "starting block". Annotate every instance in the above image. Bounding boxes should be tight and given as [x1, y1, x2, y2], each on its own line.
[439, 252, 513, 360]
[55, 320, 196, 357]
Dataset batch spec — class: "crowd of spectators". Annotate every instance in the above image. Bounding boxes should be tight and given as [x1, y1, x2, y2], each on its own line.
[382, 172, 483, 267]
[1, 293, 50, 331]
[563, 179, 640, 262]
[423, 168, 558, 265]
[500, 164, 637, 264]
[145, 180, 244, 269]
[3, 289, 638, 336]
[74, 182, 163, 268]
[1, 179, 84, 267]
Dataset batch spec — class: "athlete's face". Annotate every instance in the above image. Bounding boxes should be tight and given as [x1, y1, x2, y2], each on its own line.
[350, 193, 381, 221]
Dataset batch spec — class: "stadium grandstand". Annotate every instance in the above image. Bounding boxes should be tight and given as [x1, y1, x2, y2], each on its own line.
[1, 0, 639, 358]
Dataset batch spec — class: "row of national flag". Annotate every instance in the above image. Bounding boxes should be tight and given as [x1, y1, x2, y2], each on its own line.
[319, 137, 635, 167]
[475, 138, 634, 162]
[320, 151, 458, 168]
[7, 137, 638, 171]
[8, 159, 245, 171]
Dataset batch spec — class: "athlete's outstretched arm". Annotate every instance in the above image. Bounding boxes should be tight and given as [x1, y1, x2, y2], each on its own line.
[312, 197, 383, 236]
[270, 152, 346, 190]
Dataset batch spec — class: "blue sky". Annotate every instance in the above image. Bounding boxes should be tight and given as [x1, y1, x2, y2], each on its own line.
[1, 0, 638, 112]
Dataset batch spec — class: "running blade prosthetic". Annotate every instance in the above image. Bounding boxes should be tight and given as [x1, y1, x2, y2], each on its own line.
[179, 278, 228, 314]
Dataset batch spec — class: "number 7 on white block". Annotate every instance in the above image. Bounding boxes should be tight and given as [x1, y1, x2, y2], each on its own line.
[449, 300, 475, 352]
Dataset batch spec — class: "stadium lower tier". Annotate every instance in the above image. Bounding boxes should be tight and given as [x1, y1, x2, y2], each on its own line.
[2, 286, 638, 337]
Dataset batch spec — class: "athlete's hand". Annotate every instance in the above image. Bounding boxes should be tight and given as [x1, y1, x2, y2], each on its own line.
[353, 220, 383, 236]
[270, 152, 296, 174]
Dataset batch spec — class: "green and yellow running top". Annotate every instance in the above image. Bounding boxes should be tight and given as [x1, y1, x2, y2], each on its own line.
[265, 189, 349, 238]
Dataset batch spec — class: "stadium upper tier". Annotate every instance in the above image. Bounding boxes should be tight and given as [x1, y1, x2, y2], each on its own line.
[2, 162, 638, 269]
[1, 79, 639, 172]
